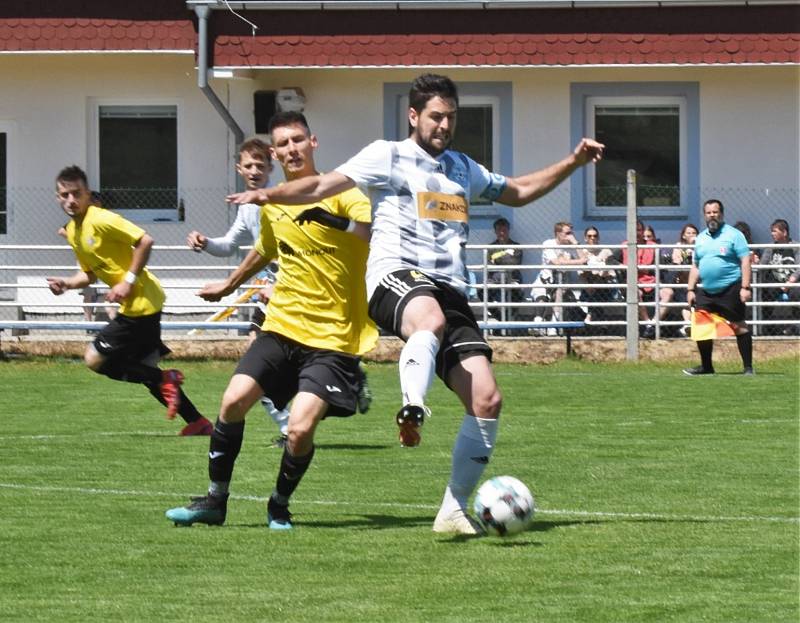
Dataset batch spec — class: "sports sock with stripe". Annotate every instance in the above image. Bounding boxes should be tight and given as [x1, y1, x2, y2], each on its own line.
[399, 329, 439, 406]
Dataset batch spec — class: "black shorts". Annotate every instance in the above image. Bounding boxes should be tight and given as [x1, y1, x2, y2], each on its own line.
[368, 269, 492, 383]
[235, 331, 361, 418]
[249, 306, 266, 333]
[93, 312, 170, 362]
[696, 281, 746, 323]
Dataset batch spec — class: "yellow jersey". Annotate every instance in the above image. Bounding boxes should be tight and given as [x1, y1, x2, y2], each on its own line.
[254, 187, 378, 356]
[65, 206, 165, 316]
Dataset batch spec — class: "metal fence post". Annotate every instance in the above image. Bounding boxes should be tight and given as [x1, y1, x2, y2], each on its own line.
[626, 169, 639, 361]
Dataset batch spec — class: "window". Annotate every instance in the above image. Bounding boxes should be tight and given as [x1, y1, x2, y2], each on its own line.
[0, 132, 6, 234]
[571, 83, 699, 219]
[93, 104, 180, 222]
[384, 82, 512, 216]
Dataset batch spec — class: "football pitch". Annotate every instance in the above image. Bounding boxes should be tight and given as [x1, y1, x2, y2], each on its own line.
[1, 356, 798, 622]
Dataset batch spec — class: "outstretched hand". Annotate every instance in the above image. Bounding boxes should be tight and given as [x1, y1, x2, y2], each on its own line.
[226, 189, 269, 205]
[197, 281, 231, 302]
[573, 138, 605, 166]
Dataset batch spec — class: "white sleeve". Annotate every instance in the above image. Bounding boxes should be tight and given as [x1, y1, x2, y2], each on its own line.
[204, 204, 258, 257]
[464, 156, 506, 203]
[335, 140, 391, 189]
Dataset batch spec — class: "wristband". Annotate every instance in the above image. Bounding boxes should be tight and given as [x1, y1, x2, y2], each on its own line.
[124, 271, 138, 285]
[345, 220, 356, 233]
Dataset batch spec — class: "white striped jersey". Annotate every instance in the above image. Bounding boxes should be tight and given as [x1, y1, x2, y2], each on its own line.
[336, 138, 506, 298]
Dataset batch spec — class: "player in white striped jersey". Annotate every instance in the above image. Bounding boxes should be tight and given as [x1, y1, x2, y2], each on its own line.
[227, 74, 604, 534]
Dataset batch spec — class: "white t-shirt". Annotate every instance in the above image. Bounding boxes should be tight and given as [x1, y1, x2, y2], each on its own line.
[336, 138, 506, 298]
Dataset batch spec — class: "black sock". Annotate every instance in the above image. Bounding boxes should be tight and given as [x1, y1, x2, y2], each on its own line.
[697, 339, 714, 371]
[274, 446, 315, 502]
[736, 332, 753, 369]
[208, 419, 245, 485]
[145, 384, 201, 423]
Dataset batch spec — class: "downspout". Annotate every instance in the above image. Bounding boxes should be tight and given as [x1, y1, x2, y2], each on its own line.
[194, 4, 245, 147]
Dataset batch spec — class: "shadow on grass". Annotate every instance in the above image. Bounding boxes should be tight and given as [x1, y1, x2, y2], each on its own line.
[227, 513, 433, 531]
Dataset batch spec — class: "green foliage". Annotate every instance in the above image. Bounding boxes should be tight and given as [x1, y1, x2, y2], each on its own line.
[0, 358, 797, 622]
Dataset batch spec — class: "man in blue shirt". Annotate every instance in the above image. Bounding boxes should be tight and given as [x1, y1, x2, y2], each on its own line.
[683, 199, 753, 375]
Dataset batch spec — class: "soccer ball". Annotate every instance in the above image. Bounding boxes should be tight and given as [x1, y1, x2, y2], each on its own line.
[473, 476, 535, 537]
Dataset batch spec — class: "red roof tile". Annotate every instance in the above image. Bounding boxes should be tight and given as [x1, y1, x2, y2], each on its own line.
[1, 4, 798, 67]
[210, 32, 799, 68]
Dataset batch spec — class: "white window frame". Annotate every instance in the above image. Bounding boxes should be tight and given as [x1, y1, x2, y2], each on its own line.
[88, 99, 182, 223]
[585, 95, 688, 218]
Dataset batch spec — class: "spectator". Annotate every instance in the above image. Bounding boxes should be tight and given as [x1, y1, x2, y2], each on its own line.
[529, 221, 587, 326]
[643, 225, 660, 244]
[577, 226, 617, 326]
[734, 221, 760, 264]
[660, 223, 699, 337]
[486, 217, 524, 311]
[760, 219, 799, 334]
[617, 220, 657, 338]
[782, 269, 800, 335]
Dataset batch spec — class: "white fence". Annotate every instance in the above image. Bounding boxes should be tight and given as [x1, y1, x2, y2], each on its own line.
[1, 241, 797, 341]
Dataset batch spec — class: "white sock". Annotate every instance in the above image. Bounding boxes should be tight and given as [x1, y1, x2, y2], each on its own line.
[262, 397, 289, 435]
[439, 415, 498, 513]
[399, 330, 439, 406]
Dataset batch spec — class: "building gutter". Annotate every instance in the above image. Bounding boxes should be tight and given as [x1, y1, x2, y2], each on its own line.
[193, 4, 244, 146]
[185, 0, 797, 10]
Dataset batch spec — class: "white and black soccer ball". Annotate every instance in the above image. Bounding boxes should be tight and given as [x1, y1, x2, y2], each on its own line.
[473, 476, 535, 537]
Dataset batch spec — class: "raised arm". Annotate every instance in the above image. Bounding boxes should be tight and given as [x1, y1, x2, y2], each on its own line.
[227, 171, 356, 207]
[498, 138, 604, 207]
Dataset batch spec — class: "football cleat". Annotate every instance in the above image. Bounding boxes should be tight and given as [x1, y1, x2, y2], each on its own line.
[432, 507, 484, 535]
[395, 404, 430, 448]
[356, 364, 372, 414]
[682, 365, 715, 376]
[267, 497, 293, 530]
[742, 367, 755, 376]
[178, 416, 213, 436]
[160, 369, 184, 419]
[166, 493, 228, 527]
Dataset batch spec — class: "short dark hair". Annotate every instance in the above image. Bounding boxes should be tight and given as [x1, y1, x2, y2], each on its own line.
[409, 74, 458, 113]
[239, 137, 270, 160]
[493, 217, 510, 230]
[267, 111, 311, 135]
[771, 218, 790, 237]
[703, 198, 725, 214]
[56, 165, 88, 188]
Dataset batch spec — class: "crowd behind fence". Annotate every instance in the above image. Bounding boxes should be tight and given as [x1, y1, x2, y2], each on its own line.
[1, 240, 797, 341]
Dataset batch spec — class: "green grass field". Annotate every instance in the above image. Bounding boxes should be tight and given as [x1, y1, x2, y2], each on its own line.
[1, 356, 798, 622]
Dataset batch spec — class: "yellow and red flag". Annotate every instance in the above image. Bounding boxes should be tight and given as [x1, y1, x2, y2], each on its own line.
[690, 309, 735, 341]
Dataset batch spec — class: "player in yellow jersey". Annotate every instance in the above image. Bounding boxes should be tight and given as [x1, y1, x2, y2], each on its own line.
[47, 166, 212, 435]
[166, 112, 377, 529]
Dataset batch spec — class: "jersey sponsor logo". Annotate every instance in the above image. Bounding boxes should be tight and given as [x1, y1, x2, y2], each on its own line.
[278, 239, 335, 258]
[417, 191, 468, 223]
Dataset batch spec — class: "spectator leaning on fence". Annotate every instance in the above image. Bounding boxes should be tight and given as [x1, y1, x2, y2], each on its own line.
[577, 226, 617, 325]
[759, 219, 798, 335]
[617, 220, 657, 339]
[530, 221, 587, 325]
[659, 223, 699, 337]
[487, 217, 524, 306]
[47, 165, 213, 435]
[683, 199, 753, 376]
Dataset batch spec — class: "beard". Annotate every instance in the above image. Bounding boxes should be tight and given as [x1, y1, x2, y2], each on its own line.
[707, 218, 721, 233]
